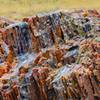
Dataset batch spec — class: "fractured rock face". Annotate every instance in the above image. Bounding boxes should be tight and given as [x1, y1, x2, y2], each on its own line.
[0, 9, 100, 100]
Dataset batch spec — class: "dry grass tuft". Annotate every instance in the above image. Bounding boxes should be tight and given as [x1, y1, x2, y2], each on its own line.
[0, 0, 100, 19]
